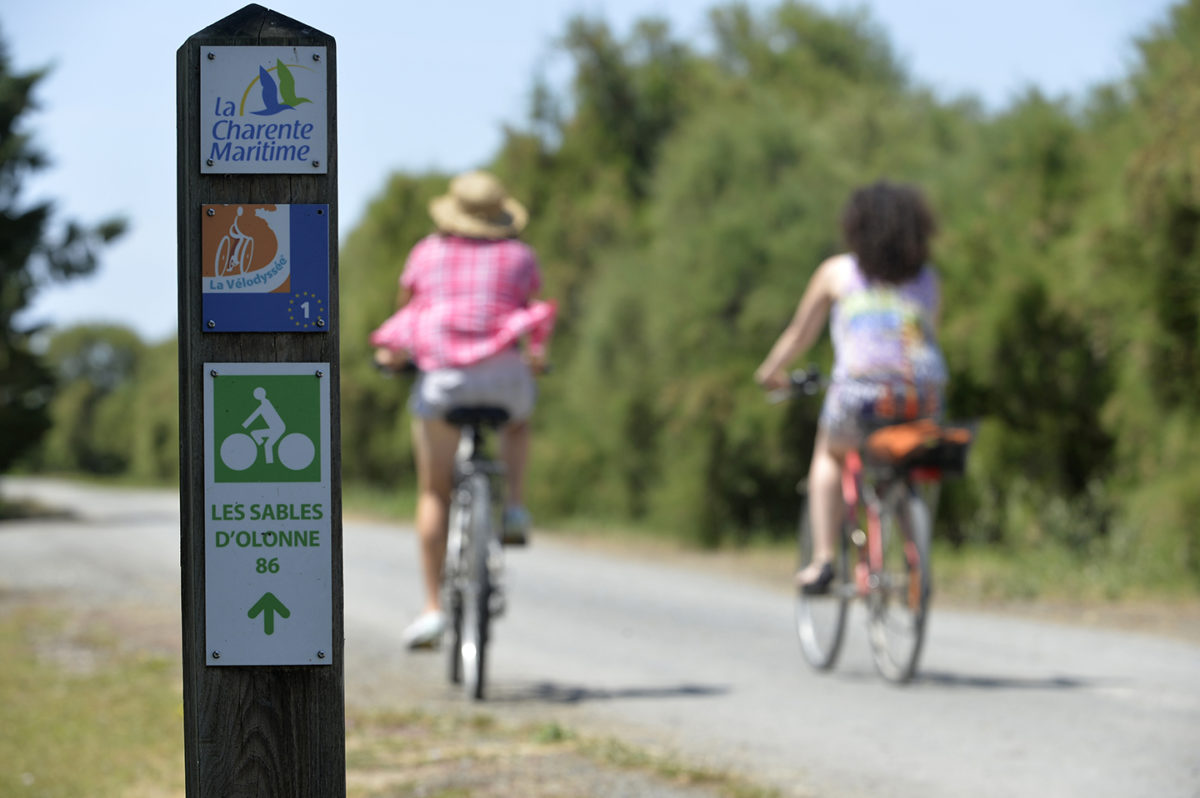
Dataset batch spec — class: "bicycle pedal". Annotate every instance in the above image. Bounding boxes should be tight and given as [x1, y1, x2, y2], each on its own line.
[488, 592, 506, 617]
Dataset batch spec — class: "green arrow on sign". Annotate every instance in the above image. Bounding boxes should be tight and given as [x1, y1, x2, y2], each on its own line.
[248, 592, 291, 635]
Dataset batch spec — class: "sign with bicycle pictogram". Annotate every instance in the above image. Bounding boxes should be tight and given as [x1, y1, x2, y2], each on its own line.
[201, 203, 329, 332]
[204, 362, 332, 666]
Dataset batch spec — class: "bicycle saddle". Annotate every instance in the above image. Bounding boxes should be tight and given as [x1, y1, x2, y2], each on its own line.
[444, 406, 511, 428]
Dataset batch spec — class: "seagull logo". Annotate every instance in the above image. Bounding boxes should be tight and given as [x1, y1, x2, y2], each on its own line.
[241, 60, 312, 116]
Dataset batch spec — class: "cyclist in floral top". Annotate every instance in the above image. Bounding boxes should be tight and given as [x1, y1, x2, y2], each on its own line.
[755, 181, 946, 593]
[371, 170, 555, 648]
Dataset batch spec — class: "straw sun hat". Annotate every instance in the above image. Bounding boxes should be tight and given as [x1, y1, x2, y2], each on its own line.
[429, 170, 528, 239]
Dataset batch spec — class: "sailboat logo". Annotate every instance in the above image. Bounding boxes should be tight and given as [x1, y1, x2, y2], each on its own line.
[241, 60, 313, 117]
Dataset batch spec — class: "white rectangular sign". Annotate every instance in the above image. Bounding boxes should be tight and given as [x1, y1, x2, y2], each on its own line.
[204, 362, 332, 666]
[199, 46, 328, 174]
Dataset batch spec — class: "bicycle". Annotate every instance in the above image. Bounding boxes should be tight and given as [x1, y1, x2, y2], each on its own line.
[443, 403, 513, 700]
[215, 232, 255, 276]
[215, 208, 255, 276]
[373, 354, 537, 699]
[775, 368, 971, 684]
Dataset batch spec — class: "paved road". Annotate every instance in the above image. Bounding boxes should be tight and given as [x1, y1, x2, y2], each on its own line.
[2, 477, 1198, 797]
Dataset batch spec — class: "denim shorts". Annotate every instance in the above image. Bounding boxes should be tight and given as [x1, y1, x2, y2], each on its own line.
[409, 348, 536, 422]
[820, 379, 944, 442]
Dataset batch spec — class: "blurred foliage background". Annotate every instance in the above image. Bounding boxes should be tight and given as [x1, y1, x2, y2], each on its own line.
[7, 1, 1200, 598]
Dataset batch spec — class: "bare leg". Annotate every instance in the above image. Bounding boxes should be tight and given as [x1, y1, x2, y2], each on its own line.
[411, 416, 459, 613]
[500, 419, 530, 507]
[799, 427, 850, 583]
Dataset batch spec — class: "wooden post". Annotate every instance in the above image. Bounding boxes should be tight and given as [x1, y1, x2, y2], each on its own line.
[177, 6, 343, 796]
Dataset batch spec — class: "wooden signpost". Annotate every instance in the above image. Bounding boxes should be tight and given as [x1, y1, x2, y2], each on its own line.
[177, 6, 344, 796]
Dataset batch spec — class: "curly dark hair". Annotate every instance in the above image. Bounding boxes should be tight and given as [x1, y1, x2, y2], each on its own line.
[840, 181, 936, 283]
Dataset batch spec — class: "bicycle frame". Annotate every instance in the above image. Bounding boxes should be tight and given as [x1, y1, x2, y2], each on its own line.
[844, 451, 934, 608]
[842, 449, 874, 596]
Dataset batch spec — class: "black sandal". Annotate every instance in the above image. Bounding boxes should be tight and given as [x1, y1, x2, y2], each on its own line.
[797, 561, 836, 595]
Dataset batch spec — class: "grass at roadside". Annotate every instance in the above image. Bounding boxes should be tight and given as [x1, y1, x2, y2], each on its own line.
[0, 596, 778, 798]
[342, 482, 416, 523]
[0, 601, 186, 797]
[931, 537, 1200, 608]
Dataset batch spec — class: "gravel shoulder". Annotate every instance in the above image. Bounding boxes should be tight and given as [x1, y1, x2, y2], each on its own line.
[1, 589, 778, 798]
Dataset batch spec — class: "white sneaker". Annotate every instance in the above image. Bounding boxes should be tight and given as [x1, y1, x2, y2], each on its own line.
[402, 610, 446, 649]
[502, 506, 531, 546]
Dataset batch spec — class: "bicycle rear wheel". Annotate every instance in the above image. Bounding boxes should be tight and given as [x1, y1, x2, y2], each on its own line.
[867, 489, 931, 683]
[794, 501, 850, 671]
[445, 485, 468, 685]
[459, 472, 493, 700]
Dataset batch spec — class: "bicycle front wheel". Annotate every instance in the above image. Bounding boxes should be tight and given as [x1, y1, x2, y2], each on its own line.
[794, 501, 850, 671]
[867, 489, 932, 684]
[459, 472, 493, 700]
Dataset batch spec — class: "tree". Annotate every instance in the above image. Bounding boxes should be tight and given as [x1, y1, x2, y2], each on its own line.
[37, 324, 145, 474]
[0, 31, 125, 471]
[275, 0, 1200, 590]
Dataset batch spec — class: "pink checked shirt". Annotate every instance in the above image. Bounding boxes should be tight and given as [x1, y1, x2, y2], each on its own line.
[369, 234, 556, 370]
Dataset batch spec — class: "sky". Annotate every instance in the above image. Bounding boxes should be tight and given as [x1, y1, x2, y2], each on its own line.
[5, 0, 1177, 343]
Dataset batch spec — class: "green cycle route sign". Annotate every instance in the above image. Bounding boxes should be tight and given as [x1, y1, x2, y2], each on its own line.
[203, 361, 332, 666]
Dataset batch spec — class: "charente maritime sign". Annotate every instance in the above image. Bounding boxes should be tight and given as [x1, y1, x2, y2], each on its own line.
[200, 45, 328, 174]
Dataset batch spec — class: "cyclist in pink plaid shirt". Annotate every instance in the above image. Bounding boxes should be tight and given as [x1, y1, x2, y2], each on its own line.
[371, 171, 555, 648]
